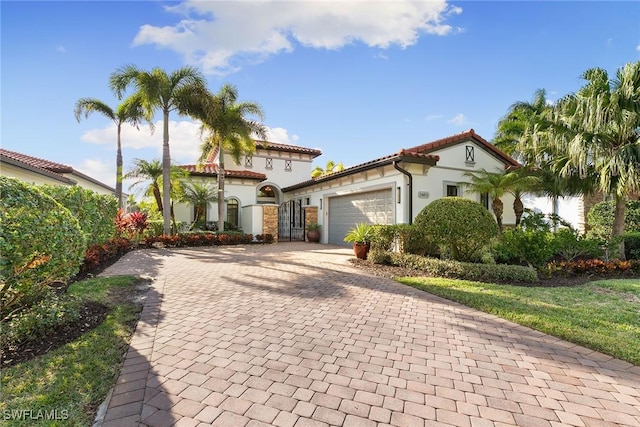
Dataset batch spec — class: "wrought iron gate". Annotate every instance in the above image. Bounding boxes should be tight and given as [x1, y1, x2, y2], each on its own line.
[278, 200, 305, 241]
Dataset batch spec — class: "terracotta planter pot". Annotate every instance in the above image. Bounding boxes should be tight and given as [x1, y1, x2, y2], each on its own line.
[306, 230, 320, 243]
[353, 243, 370, 260]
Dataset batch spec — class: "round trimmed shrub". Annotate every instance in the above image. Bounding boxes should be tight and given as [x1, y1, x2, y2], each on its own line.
[413, 197, 499, 262]
[0, 177, 86, 319]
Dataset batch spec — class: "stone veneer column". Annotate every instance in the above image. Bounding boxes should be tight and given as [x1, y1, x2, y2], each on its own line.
[262, 205, 279, 242]
[304, 206, 318, 226]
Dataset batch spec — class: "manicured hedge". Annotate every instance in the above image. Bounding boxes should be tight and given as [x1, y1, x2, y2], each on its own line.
[42, 185, 117, 246]
[412, 197, 499, 262]
[587, 200, 640, 241]
[0, 177, 86, 320]
[388, 252, 539, 283]
[142, 231, 253, 247]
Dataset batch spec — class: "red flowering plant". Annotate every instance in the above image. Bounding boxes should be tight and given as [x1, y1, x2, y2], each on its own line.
[115, 209, 148, 242]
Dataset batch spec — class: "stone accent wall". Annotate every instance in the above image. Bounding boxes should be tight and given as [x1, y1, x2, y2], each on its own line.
[262, 205, 279, 242]
[304, 206, 318, 227]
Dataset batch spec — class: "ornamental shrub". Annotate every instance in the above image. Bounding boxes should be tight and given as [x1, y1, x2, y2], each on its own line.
[41, 184, 117, 245]
[389, 253, 538, 283]
[624, 232, 640, 260]
[0, 177, 86, 320]
[586, 200, 640, 242]
[413, 197, 499, 262]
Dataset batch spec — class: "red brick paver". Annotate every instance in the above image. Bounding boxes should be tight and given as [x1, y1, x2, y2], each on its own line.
[97, 244, 640, 426]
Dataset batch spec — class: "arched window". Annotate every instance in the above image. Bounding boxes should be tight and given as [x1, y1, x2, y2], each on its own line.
[226, 198, 239, 229]
[256, 184, 280, 204]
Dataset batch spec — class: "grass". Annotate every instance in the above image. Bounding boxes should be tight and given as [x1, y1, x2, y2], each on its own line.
[0, 276, 142, 426]
[397, 276, 640, 365]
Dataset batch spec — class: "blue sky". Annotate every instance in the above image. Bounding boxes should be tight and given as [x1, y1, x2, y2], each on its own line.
[2, 1, 639, 192]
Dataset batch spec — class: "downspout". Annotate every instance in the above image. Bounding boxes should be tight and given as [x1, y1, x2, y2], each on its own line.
[393, 161, 413, 224]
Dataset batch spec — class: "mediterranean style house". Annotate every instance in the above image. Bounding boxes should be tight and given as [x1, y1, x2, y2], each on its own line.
[173, 129, 532, 244]
[0, 148, 118, 196]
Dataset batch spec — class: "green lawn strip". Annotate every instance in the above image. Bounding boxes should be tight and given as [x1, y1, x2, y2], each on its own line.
[0, 276, 141, 426]
[396, 277, 640, 366]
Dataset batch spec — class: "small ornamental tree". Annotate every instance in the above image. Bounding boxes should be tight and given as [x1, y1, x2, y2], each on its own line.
[0, 177, 86, 320]
[413, 197, 499, 262]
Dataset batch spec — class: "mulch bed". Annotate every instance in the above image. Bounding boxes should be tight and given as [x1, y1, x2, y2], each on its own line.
[1, 253, 144, 368]
[349, 258, 639, 287]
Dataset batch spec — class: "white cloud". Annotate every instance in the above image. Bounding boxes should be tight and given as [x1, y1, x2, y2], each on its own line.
[265, 126, 299, 145]
[447, 113, 467, 126]
[56, 45, 66, 53]
[80, 120, 203, 164]
[133, 0, 462, 74]
[75, 158, 114, 189]
[636, 44, 640, 52]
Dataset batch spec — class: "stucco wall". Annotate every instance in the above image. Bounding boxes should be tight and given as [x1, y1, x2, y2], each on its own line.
[1, 163, 72, 186]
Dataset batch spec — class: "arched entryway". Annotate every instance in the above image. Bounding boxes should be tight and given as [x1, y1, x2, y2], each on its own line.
[256, 183, 282, 205]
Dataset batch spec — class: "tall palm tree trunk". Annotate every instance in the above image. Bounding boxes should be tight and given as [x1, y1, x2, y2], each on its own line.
[612, 195, 626, 260]
[116, 124, 123, 209]
[162, 110, 171, 235]
[492, 198, 504, 231]
[218, 147, 225, 232]
[513, 196, 524, 226]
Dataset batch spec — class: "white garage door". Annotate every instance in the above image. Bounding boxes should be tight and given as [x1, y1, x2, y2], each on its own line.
[328, 189, 394, 245]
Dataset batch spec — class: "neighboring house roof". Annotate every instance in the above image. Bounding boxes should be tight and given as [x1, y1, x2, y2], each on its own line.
[283, 150, 440, 192]
[403, 129, 520, 168]
[0, 149, 76, 184]
[282, 129, 519, 193]
[180, 164, 267, 181]
[206, 140, 322, 162]
[0, 148, 116, 192]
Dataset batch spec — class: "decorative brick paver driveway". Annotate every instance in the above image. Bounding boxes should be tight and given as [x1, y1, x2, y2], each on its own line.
[97, 243, 640, 427]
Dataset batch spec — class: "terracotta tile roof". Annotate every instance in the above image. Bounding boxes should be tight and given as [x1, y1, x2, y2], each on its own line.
[206, 140, 322, 162]
[403, 129, 520, 168]
[283, 150, 439, 192]
[254, 140, 322, 157]
[0, 148, 74, 173]
[283, 130, 519, 192]
[179, 164, 267, 180]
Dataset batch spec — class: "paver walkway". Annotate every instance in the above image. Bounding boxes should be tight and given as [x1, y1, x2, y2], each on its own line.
[97, 243, 640, 427]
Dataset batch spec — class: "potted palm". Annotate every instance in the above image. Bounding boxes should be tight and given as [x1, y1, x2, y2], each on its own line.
[306, 222, 321, 243]
[344, 223, 373, 259]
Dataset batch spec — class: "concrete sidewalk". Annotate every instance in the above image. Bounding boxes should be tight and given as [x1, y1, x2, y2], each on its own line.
[98, 243, 640, 427]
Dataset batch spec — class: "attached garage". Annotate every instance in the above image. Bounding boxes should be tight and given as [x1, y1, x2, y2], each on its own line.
[327, 189, 394, 245]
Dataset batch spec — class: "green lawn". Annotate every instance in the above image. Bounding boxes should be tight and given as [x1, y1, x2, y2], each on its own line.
[0, 276, 143, 426]
[397, 277, 640, 366]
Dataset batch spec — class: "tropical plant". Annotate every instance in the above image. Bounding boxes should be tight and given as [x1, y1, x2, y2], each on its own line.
[543, 62, 640, 259]
[494, 88, 553, 164]
[74, 95, 150, 208]
[110, 65, 208, 235]
[194, 84, 267, 232]
[125, 158, 188, 231]
[413, 197, 499, 262]
[461, 168, 537, 229]
[306, 222, 321, 231]
[311, 160, 345, 178]
[179, 181, 218, 227]
[343, 223, 374, 245]
[494, 90, 595, 219]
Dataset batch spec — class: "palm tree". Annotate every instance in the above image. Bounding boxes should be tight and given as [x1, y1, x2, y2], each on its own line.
[74, 95, 149, 208]
[195, 84, 267, 232]
[179, 181, 218, 228]
[551, 62, 640, 259]
[494, 89, 596, 222]
[461, 168, 539, 230]
[125, 159, 164, 213]
[311, 160, 345, 178]
[494, 89, 553, 165]
[110, 65, 208, 235]
[125, 159, 188, 227]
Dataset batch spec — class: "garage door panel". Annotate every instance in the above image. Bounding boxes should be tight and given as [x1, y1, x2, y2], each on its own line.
[328, 189, 393, 245]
